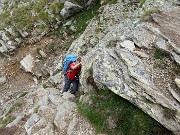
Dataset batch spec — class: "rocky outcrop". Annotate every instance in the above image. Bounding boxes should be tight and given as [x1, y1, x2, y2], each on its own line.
[5, 87, 95, 135]
[151, 6, 180, 65]
[82, 46, 180, 132]
[0, 31, 16, 54]
[1, 0, 180, 134]
[60, 1, 83, 19]
[68, 0, 180, 132]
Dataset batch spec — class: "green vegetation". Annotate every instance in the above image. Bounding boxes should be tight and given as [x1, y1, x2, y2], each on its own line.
[6, 101, 22, 116]
[140, 8, 160, 21]
[153, 59, 167, 69]
[1, 115, 16, 127]
[138, 0, 146, 8]
[101, 0, 118, 5]
[18, 92, 28, 98]
[49, 3, 64, 14]
[78, 89, 172, 135]
[0, 0, 102, 51]
[0, 0, 64, 32]
[153, 49, 168, 59]
[72, 0, 101, 36]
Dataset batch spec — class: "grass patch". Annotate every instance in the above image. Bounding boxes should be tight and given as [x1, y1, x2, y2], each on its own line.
[140, 8, 160, 21]
[78, 89, 172, 135]
[72, 0, 101, 36]
[49, 2, 64, 14]
[138, 0, 146, 8]
[0, 0, 63, 34]
[102, 0, 119, 5]
[6, 101, 22, 116]
[1, 115, 16, 127]
[153, 49, 168, 59]
[153, 59, 167, 69]
[18, 92, 28, 98]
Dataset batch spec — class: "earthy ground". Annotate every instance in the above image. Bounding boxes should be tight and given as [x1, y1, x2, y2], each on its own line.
[0, 35, 66, 131]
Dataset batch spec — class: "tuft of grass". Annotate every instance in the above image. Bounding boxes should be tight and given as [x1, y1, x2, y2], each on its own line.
[6, 101, 22, 116]
[153, 49, 168, 59]
[153, 59, 167, 69]
[18, 92, 28, 98]
[78, 89, 172, 135]
[49, 3, 64, 14]
[1, 115, 16, 127]
[140, 8, 160, 21]
[138, 0, 146, 8]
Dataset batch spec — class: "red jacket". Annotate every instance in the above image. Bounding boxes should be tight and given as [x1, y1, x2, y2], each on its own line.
[66, 62, 81, 80]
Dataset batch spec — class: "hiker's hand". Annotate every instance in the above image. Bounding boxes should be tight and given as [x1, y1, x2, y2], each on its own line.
[78, 61, 81, 67]
[79, 60, 82, 66]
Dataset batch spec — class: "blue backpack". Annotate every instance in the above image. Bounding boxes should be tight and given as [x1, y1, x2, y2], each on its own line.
[63, 54, 77, 73]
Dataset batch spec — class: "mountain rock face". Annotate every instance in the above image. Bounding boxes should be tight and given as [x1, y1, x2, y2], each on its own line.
[69, 0, 180, 133]
[0, 0, 180, 134]
[1, 87, 96, 135]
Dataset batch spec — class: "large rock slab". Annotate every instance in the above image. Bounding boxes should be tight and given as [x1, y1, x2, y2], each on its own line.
[131, 26, 158, 49]
[24, 114, 40, 135]
[54, 100, 77, 130]
[68, 4, 180, 131]
[30, 117, 55, 135]
[81, 46, 180, 132]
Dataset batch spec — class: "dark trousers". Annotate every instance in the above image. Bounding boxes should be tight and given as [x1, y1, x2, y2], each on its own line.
[63, 76, 79, 94]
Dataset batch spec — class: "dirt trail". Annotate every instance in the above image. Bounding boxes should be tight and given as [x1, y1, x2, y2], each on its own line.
[0, 35, 64, 112]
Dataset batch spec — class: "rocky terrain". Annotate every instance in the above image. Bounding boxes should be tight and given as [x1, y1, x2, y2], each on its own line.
[0, 0, 180, 135]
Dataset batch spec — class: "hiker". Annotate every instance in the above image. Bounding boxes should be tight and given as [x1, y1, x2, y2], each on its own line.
[62, 56, 82, 95]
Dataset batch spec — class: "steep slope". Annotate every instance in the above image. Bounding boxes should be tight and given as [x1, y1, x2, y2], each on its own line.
[69, 0, 180, 133]
[0, 0, 180, 134]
